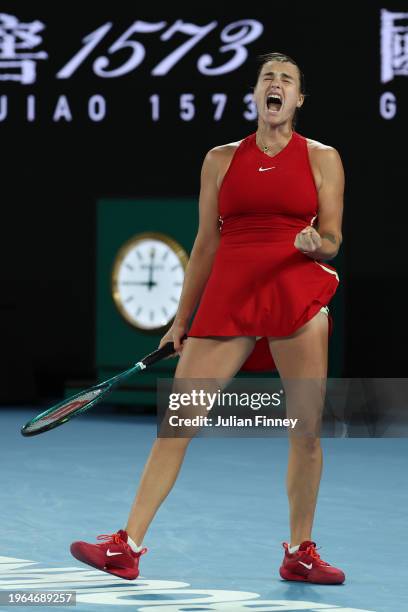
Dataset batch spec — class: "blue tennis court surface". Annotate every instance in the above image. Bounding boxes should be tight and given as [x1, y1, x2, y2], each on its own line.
[1, 406, 407, 611]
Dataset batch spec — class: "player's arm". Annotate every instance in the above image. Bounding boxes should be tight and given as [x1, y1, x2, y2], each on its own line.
[312, 147, 344, 260]
[173, 148, 222, 324]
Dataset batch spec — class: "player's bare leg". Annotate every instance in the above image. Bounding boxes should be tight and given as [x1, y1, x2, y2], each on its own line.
[125, 335, 256, 546]
[268, 310, 328, 547]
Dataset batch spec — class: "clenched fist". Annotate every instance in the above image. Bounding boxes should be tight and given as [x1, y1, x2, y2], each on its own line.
[294, 226, 322, 255]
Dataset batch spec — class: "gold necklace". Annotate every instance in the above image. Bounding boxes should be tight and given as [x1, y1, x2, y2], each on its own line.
[256, 132, 270, 153]
[256, 131, 293, 155]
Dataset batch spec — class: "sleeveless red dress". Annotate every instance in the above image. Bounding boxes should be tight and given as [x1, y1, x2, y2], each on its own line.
[187, 131, 339, 372]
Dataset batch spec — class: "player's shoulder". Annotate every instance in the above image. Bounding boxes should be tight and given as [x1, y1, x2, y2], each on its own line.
[305, 136, 342, 167]
[202, 139, 245, 174]
[306, 137, 341, 157]
[207, 139, 244, 159]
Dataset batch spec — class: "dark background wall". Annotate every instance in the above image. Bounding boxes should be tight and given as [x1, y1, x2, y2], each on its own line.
[1, 1, 407, 400]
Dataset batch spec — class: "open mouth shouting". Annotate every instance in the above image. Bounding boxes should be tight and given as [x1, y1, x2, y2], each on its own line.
[266, 93, 283, 114]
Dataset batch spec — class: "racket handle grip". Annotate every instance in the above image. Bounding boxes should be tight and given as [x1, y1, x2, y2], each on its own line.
[141, 334, 188, 367]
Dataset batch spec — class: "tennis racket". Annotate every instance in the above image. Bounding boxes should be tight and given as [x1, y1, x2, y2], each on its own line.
[21, 335, 187, 437]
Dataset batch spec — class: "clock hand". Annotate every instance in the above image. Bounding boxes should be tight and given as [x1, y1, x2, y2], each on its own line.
[147, 249, 156, 291]
[121, 281, 158, 287]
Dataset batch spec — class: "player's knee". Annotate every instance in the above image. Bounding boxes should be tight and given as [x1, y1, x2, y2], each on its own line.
[289, 434, 321, 454]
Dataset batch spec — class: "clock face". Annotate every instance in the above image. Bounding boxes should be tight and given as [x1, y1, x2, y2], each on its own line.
[112, 232, 188, 331]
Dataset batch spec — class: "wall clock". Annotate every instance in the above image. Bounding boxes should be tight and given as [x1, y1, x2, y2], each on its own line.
[111, 231, 189, 333]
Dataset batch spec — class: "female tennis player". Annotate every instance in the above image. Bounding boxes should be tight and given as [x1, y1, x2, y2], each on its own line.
[71, 52, 345, 584]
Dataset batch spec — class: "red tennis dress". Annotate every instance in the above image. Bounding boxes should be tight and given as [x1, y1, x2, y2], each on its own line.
[187, 131, 339, 372]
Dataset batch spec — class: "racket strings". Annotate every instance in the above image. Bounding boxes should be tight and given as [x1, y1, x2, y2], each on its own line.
[24, 389, 105, 432]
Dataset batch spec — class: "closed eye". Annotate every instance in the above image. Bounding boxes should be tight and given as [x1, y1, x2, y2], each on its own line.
[262, 71, 295, 84]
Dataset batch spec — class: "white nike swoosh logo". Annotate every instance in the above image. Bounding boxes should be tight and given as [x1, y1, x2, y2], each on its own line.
[106, 549, 123, 557]
[258, 166, 276, 172]
[298, 561, 312, 570]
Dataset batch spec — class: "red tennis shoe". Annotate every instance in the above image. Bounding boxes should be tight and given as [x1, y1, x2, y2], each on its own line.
[70, 529, 147, 580]
[279, 540, 345, 584]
